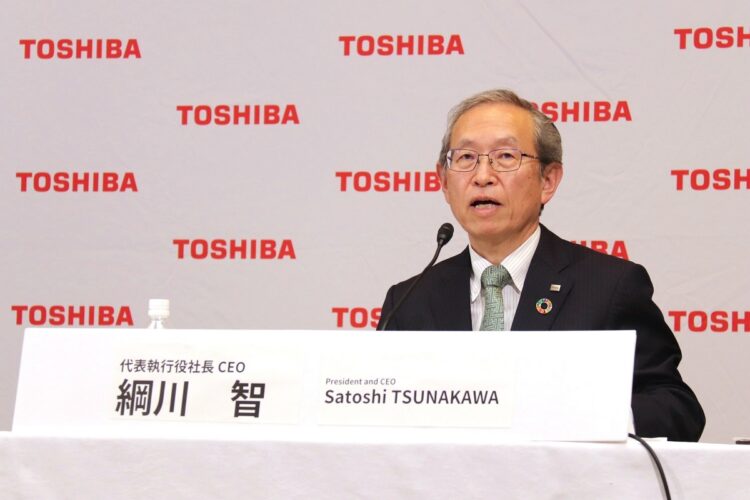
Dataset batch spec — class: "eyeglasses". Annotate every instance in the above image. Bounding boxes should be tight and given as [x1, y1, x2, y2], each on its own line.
[446, 148, 540, 172]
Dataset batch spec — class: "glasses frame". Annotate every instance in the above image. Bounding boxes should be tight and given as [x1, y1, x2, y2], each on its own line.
[446, 148, 540, 172]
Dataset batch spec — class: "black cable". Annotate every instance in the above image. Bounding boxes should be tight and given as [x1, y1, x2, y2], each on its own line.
[628, 433, 671, 500]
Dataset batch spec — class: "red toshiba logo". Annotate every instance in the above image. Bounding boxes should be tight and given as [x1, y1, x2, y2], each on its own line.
[173, 239, 296, 260]
[671, 169, 750, 190]
[176, 105, 300, 126]
[336, 171, 441, 192]
[339, 34, 464, 56]
[571, 240, 629, 260]
[332, 307, 382, 329]
[674, 27, 750, 49]
[19, 39, 141, 59]
[16, 172, 137, 192]
[12, 305, 134, 326]
[669, 311, 750, 333]
[532, 101, 632, 122]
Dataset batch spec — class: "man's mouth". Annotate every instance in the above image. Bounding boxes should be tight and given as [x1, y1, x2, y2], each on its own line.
[470, 198, 500, 207]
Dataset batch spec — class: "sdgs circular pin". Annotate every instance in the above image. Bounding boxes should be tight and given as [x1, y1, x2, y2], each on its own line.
[536, 298, 553, 315]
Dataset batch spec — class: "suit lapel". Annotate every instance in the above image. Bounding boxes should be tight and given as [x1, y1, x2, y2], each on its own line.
[429, 247, 472, 330]
[512, 225, 574, 331]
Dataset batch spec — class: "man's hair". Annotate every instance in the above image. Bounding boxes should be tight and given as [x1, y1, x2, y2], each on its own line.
[438, 89, 563, 173]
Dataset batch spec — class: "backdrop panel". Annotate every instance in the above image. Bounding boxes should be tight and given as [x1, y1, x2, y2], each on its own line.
[2, 0, 749, 443]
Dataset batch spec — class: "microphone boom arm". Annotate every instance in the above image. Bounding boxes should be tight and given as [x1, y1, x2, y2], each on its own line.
[377, 223, 453, 331]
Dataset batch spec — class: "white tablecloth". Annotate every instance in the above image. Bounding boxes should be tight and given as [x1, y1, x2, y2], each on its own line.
[1, 433, 747, 499]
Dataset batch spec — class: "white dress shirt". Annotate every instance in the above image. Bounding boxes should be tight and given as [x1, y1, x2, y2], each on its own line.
[469, 225, 541, 331]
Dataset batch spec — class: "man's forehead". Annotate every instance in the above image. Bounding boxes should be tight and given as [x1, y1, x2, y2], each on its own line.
[452, 135, 521, 149]
[454, 102, 532, 127]
[450, 103, 534, 147]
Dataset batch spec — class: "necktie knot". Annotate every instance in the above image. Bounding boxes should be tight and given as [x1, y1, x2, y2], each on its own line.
[481, 265, 512, 290]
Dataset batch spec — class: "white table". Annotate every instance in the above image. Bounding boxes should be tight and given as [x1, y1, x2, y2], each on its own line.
[1, 432, 747, 499]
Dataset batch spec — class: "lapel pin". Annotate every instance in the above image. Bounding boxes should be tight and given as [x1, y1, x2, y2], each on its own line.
[549, 284, 561, 292]
[536, 298, 553, 315]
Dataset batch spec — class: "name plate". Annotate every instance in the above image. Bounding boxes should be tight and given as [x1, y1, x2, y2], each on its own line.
[13, 329, 635, 442]
[318, 335, 514, 428]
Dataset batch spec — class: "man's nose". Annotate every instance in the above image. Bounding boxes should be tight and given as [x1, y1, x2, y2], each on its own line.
[473, 155, 496, 185]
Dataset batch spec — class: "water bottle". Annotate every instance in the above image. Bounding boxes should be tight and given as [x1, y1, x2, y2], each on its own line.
[147, 299, 170, 329]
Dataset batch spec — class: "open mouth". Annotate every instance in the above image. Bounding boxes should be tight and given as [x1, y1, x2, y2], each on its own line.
[470, 198, 500, 208]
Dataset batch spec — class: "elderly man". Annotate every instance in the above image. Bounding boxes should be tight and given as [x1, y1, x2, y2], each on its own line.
[377, 89, 705, 442]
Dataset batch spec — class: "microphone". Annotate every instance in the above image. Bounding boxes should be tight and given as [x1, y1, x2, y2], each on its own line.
[377, 223, 454, 331]
[436, 222, 454, 247]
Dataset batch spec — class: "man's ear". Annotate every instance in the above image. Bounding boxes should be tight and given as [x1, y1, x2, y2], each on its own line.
[540, 162, 563, 206]
[436, 162, 449, 202]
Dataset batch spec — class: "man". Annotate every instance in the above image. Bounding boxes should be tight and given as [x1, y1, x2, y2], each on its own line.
[377, 89, 705, 442]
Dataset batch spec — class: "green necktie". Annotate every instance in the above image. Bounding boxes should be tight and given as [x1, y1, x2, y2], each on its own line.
[480, 265, 512, 331]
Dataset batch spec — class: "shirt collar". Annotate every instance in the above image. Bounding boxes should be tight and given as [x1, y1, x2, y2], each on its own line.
[469, 225, 541, 302]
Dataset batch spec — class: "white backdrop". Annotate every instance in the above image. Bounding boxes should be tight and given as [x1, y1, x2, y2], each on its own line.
[2, 0, 749, 443]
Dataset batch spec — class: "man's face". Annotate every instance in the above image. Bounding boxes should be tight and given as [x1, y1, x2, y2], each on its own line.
[437, 102, 561, 259]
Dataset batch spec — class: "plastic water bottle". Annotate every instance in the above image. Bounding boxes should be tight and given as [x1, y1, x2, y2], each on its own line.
[147, 299, 170, 329]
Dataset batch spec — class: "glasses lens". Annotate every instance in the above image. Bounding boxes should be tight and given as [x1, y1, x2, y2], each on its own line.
[449, 149, 477, 171]
[489, 149, 521, 170]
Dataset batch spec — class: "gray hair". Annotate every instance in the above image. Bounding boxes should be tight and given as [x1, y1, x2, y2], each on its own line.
[438, 89, 563, 173]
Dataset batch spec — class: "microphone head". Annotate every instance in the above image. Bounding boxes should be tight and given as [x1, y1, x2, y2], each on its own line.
[437, 222, 454, 246]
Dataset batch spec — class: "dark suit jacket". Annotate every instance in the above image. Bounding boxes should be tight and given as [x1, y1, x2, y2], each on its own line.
[378, 224, 705, 442]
